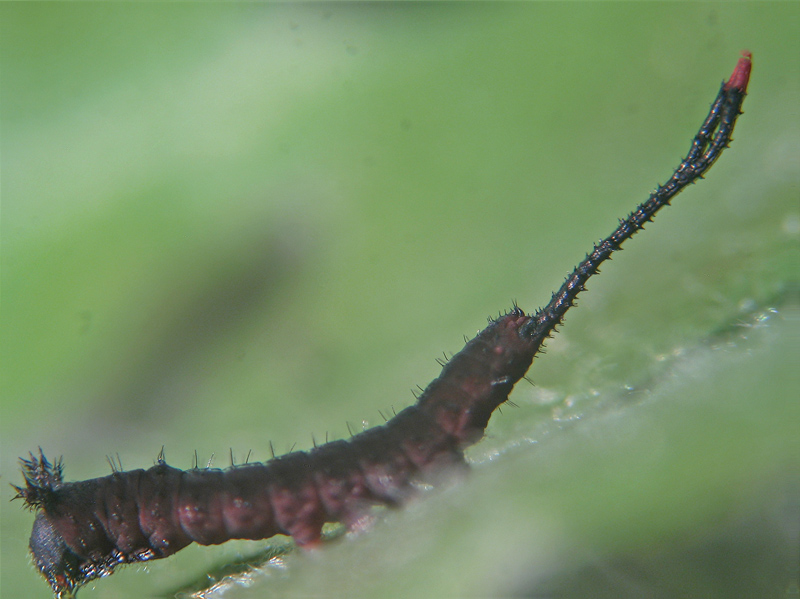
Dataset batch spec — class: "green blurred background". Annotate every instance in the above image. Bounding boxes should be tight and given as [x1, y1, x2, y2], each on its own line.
[2, 3, 797, 598]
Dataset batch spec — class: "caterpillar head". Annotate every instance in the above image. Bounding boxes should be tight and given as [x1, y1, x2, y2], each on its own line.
[30, 513, 80, 599]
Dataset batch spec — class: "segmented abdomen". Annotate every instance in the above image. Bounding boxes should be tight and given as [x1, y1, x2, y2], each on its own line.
[19, 312, 535, 597]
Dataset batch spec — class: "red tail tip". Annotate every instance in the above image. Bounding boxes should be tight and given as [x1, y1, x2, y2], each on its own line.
[725, 50, 752, 92]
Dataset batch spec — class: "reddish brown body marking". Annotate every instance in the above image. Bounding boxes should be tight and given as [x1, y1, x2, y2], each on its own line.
[15, 54, 751, 598]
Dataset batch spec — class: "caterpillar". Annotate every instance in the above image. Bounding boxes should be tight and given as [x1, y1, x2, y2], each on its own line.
[15, 52, 752, 599]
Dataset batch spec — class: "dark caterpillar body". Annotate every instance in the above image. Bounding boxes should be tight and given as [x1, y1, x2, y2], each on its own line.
[17, 310, 535, 596]
[15, 53, 752, 598]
